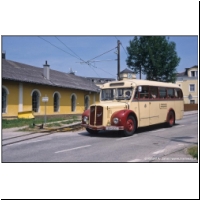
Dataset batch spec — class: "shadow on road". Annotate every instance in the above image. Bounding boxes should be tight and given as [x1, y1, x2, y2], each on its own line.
[79, 123, 181, 138]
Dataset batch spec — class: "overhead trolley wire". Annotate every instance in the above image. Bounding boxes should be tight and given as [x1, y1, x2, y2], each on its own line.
[56, 38, 117, 77]
[88, 47, 117, 62]
[39, 36, 101, 77]
[39, 36, 116, 78]
[38, 36, 79, 59]
[55, 36, 82, 60]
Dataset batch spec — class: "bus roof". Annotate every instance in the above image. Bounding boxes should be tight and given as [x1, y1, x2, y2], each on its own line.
[101, 79, 180, 89]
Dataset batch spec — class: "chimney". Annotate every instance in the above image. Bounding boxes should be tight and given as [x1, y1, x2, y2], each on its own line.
[69, 68, 76, 75]
[2, 52, 6, 59]
[43, 60, 50, 80]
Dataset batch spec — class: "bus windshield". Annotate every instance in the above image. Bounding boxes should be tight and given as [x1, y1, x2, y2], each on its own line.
[101, 88, 133, 101]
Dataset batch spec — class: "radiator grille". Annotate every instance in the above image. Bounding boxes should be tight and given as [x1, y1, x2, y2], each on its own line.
[89, 106, 103, 126]
[89, 106, 95, 125]
[96, 106, 103, 125]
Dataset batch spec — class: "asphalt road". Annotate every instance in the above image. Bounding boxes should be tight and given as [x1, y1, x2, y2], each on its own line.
[2, 113, 198, 162]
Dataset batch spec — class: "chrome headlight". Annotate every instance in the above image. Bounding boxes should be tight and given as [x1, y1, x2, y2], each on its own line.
[83, 116, 88, 123]
[113, 118, 119, 124]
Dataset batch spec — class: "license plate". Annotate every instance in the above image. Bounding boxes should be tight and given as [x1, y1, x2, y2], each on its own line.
[106, 126, 119, 130]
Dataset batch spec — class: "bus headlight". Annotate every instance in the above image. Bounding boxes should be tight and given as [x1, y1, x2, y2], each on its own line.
[113, 118, 119, 124]
[83, 116, 89, 123]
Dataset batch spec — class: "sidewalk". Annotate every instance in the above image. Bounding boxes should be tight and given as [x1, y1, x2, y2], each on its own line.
[152, 146, 198, 163]
[183, 110, 198, 116]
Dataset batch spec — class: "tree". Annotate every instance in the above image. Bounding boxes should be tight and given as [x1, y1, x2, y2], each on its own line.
[126, 36, 180, 82]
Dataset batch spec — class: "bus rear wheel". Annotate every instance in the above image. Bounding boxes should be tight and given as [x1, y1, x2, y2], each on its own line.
[167, 111, 175, 127]
[122, 116, 136, 137]
[86, 128, 99, 134]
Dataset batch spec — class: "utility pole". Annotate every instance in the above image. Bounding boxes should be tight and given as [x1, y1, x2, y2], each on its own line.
[117, 40, 121, 81]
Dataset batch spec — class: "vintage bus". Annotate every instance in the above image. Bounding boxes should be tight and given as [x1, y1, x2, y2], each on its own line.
[81, 79, 184, 136]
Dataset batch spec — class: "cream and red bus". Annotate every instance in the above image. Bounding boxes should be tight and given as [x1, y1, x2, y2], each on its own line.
[81, 79, 184, 136]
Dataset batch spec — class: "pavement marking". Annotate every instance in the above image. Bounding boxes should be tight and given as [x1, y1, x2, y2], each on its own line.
[153, 149, 165, 154]
[174, 125, 185, 128]
[151, 129, 166, 133]
[116, 134, 138, 141]
[128, 159, 142, 162]
[55, 145, 91, 154]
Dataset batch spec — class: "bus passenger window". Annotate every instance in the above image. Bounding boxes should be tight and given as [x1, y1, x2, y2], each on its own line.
[159, 88, 166, 99]
[139, 86, 149, 99]
[174, 88, 183, 99]
[149, 86, 158, 99]
[167, 88, 174, 99]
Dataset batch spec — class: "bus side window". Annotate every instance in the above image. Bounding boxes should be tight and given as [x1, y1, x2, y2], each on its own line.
[149, 86, 158, 99]
[139, 86, 149, 99]
[177, 88, 183, 99]
[174, 89, 178, 98]
[167, 88, 174, 99]
[159, 88, 166, 99]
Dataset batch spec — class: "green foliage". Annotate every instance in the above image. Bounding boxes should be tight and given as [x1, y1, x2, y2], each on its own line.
[2, 116, 81, 129]
[187, 146, 198, 159]
[46, 123, 61, 127]
[2, 117, 66, 129]
[126, 36, 180, 82]
[61, 120, 74, 124]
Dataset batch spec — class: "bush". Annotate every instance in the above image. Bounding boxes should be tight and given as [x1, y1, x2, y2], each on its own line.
[187, 146, 198, 159]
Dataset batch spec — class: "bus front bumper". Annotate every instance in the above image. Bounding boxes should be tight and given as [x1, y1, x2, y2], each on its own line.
[81, 124, 124, 131]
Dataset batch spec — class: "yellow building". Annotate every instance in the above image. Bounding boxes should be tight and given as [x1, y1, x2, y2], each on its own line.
[2, 56, 99, 118]
[176, 65, 198, 104]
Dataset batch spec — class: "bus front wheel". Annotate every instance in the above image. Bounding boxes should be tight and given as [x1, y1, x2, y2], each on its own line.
[122, 116, 136, 137]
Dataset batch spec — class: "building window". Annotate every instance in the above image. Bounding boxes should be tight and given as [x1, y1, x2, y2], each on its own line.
[189, 84, 195, 92]
[191, 71, 197, 77]
[2, 88, 7, 113]
[84, 95, 90, 110]
[71, 94, 76, 112]
[190, 100, 195, 104]
[32, 91, 40, 112]
[54, 93, 59, 112]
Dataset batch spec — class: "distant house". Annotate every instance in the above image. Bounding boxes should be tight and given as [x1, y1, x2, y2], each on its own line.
[85, 77, 116, 87]
[176, 65, 198, 104]
[119, 68, 136, 80]
[85, 68, 136, 87]
[2, 53, 99, 118]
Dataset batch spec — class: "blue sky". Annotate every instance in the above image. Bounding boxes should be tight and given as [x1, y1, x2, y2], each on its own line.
[2, 36, 198, 79]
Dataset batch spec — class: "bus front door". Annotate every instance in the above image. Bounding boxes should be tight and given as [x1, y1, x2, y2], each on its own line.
[138, 100, 149, 126]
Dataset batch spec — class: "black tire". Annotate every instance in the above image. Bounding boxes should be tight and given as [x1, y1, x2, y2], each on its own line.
[86, 128, 99, 134]
[167, 111, 175, 127]
[122, 116, 136, 137]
